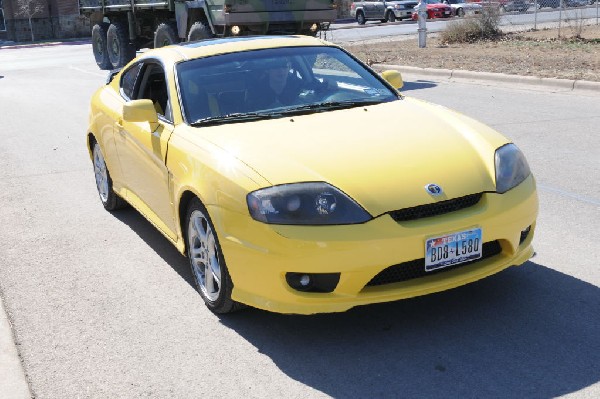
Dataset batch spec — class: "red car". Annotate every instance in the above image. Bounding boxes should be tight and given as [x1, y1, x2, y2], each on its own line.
[411, 0, 453, 19]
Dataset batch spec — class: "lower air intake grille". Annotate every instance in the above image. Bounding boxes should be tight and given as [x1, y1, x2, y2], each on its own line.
[366, 240, 502, 287]
[389, 193, 483, 222]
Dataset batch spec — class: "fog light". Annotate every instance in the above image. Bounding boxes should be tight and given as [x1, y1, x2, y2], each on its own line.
[299, 274, 311, 286]
[231, 25, 241, 35]
[286, 272, 340, 293]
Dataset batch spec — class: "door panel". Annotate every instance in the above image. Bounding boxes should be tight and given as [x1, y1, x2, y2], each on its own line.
[116, 118, 176, 238]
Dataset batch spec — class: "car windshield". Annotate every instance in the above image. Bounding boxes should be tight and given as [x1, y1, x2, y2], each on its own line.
[176, 46, 399, 125]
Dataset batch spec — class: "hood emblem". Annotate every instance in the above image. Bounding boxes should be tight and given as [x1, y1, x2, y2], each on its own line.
[425, 183, 443, 196]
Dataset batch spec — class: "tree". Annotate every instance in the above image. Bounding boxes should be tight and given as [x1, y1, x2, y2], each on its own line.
[14, 0, 44, 42]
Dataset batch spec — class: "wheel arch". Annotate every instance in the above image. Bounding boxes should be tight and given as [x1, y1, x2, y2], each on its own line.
[87, 132, 98, 159]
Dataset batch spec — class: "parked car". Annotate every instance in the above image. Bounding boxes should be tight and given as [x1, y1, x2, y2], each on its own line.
[444, 0, 483, 16]
[87, 35, 538, 315]
[411, 0, 453, 19]
[350, 0, 418, 24]
[500, 0, 530, 11]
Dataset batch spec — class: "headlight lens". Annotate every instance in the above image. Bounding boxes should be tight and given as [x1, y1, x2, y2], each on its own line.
[494, 143, 531, 193]
[247, 182, 372, 225]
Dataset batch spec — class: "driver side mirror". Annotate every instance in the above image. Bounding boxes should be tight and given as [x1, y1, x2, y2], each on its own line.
[380, 70, 404, 90]
[123, 99, 158, 123]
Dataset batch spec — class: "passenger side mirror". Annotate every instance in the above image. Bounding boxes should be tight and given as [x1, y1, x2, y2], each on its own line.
[380, 70, 404, 90]
[123, 99, 158, 123]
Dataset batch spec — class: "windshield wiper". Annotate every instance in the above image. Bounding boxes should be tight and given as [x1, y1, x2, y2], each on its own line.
[281, 100, 384, 115]
[190, 112, 277, 126]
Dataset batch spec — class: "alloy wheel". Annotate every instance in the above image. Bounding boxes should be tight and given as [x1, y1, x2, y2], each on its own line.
[188, 210, 222, 302]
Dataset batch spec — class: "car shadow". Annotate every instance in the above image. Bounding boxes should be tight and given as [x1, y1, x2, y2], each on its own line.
[401, 79, 438, 92]
[107, 208, 600, 397]
[110, 208, 195, 288]
[217, 261, 600, 397]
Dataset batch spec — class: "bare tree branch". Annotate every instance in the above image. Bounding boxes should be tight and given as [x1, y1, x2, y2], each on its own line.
[14, 0, 45, 42]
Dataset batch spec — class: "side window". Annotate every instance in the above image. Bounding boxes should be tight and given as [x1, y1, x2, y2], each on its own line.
[121, 63, 143, 100]
[137, 63, 172, 122]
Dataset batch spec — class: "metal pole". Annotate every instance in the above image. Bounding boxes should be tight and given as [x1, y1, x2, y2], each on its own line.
[558, 0, 562, 38]
[533, 0, 538, 30]
[418, 0, 427, 48]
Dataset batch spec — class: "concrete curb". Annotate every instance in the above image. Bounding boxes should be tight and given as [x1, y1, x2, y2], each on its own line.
[372, 64, 600, 94]
[0, 39, 91, 49]
[0, 295, 31, 399]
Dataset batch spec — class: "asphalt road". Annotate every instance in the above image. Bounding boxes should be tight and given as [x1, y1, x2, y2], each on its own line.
[0, 44, 599, 399]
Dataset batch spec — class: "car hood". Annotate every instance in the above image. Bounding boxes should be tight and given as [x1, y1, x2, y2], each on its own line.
[198, 98, 508, 217]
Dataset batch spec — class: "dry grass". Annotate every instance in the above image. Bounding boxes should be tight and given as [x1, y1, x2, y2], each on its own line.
[343, 23, 600, 82]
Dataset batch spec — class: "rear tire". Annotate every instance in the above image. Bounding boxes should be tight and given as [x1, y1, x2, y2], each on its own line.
[387, 11, 396, 22]
[91, 23, 111, 70]
[154, 22, 178, 48]
[457, 7, 465, 17]
[356, 11, 366, 25]
[92, 141, 128, 211]
[106, 22, 135, 69]
[187, 21, 213, 42]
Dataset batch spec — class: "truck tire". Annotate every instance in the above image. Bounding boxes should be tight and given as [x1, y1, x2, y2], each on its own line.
[106, 22, 135, 69]
[187, 21, 213, 42]
[387, 11, 396, 22]
[154, 22, 178, 48]
[92, 23, 111, 70]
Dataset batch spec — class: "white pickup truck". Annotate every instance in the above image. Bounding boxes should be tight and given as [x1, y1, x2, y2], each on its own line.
[350, 0, 418, 24]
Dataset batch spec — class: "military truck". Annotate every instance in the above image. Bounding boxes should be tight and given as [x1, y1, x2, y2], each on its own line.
[79, 0, 337, 69]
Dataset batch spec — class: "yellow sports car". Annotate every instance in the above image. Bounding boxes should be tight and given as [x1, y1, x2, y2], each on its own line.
[87, 36, 537, 314]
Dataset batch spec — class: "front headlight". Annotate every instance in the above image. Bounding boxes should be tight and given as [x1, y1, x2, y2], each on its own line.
[247, 182, 372, 225]
[495, 143, 531, 193]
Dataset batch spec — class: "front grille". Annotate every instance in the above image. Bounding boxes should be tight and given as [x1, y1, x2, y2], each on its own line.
[389, 193, 483, 222]
[366, 240, 502, 287]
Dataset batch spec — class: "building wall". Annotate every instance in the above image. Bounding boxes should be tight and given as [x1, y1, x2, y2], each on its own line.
[0, 0, 89, 42]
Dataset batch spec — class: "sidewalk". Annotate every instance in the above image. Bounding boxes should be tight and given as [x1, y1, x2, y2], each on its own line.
[0, 294, 31, 399]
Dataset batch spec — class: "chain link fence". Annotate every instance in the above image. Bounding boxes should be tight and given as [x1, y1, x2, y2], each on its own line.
[486, 0, 600, 35]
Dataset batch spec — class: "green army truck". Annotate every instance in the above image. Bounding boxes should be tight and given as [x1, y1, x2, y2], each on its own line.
[79, 0, 337, 69]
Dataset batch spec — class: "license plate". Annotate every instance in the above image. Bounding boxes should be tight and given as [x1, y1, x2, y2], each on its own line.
[425, 228, 482, 272]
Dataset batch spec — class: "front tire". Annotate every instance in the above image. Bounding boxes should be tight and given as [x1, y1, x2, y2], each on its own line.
[91, 23, 111, 70]
[187, 21, 213, 41]
[92, 141, 127, 211]
[457, 7, 465, 17]
[387, 11, 396, 22]
[186, 198, 241, 314]
[106, 22, 135, 69]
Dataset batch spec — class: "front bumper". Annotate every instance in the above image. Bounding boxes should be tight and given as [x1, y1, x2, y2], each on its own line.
[211, 176, 538, 314]
[393, 10, 414, 19]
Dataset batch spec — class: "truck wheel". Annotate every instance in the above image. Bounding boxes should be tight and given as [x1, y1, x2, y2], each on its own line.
[154, 22, 178, 48]
[106, 22, 135, 69]
[387, 11, 396, 22]
[356, 11, 366, 25]
[91, 23, 111, 70]
[187, 21, 213, 42]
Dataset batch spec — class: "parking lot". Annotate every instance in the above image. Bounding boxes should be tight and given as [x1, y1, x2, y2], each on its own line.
[0, 43, 599, 398]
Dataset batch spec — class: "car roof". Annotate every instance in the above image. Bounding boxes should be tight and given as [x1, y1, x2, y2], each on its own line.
[141, 35, 331, 65]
